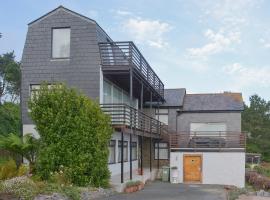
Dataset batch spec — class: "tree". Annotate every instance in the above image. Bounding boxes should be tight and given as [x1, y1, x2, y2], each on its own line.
[0, 102, 20, 135]
[0, 133, 39, 171]
[242, 94, 270, 161]
[28, 83, 113, 187]
[0, 52, 21, 104]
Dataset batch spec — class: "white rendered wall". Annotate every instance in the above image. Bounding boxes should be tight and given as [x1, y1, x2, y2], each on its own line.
[23, 124, 39, 138]
[108, 132, 139, 176]
[170, 152, 245, 188]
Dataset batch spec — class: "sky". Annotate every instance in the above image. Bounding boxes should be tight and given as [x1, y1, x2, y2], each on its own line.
[0, 0, 270, 103]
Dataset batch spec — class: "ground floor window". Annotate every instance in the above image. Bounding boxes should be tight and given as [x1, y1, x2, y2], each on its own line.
[131, 142, 137, 161]
[118, 141, 128, 162]
[108, 140, 116, 164]
[154, 142, 169, 160]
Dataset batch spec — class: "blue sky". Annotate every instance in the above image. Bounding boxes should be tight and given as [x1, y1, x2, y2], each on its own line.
[1, 0, 270, 103]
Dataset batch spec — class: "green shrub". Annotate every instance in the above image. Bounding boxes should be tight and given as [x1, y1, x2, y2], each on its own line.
[17, 164, 29, 176]
[126, 180, 141, 188]
[254, 165, 270, 177]
[49, 165, 70, 186]
[0, 159, 17, 180]
[29, 83, 113, 187]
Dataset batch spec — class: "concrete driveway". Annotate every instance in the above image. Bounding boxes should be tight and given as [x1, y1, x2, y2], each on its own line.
[103, 181, 227, 200]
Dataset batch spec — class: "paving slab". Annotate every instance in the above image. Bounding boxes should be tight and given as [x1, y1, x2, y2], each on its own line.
[103, 181, 226, 200]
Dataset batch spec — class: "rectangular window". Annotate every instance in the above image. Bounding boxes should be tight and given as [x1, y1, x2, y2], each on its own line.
[52, 28, 70, 58]
[30, 84, 55, 99]
[155, 109, 169, 125]
[154, 142, 169, 160]
[30, 84, 40, 99]
[118, 141, 128, 162]
[190, 122, 227, 136]
[131, 142, 137, 161]
[103, 81, 112, 104]
[108, 140, 116, 164]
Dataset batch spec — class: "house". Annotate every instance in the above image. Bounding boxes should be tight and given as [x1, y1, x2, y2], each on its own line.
[21, 6, 246, 190]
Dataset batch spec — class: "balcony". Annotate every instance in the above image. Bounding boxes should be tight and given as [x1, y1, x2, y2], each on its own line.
[100, 104, 166, 138]
[169, 132, 246, 152]
[99, 41, 164, 101]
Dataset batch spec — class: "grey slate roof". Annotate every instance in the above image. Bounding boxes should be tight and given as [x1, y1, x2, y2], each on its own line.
[183, 92, 244, 111]
[161, 88, 186, 107]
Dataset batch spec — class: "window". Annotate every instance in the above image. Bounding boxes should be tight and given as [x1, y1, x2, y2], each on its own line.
[52, 28, 70, 58]
[131, 142, 137, 161]
[102, 80, 138, 109]
[154, 142, 169, 160]
[155, 109, 168, 125]
[30, 84, 40, 99]
[103, 81, 112, 103]
[108, 140, 116, 164]
[118, 141, 128, 162]
[30, 84, 56, 99]
[190, 123, 227, 136]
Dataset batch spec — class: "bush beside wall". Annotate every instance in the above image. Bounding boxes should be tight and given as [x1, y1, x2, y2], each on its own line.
[28, 83, 113, 187]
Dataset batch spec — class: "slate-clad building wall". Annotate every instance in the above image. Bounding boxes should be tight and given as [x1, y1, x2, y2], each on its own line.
[21, 8, 108, 125]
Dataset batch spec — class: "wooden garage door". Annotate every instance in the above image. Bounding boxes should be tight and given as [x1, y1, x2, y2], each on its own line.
[184, 155, 202, 182]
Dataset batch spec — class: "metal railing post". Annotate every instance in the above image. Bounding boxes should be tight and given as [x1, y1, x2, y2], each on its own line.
[219, 131, 221, 151]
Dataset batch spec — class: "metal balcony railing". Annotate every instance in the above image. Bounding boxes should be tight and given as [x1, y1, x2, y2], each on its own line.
[99, 41, 164, 99]
[170, 132, 246, 150]
[100, 104, 165, 135]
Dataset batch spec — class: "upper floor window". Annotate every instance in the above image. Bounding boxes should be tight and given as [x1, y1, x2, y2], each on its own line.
[155, 109, 168, 125]
[52, 28, 70, 58]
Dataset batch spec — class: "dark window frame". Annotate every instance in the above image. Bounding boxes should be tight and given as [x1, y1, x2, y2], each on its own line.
[51, 27, 71, 59]
[154, 142, 169, 160]
[108, 140, 116, 164]
[131, 141, 138, 161]
[118, 141, 128, 163]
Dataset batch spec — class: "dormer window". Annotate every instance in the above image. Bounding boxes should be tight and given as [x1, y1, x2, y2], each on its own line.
[52, 28, 70, 58]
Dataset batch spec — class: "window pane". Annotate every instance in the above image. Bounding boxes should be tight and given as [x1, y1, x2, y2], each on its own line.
[155, 115, 168, 125]
[52, 28, 70, 58]
[131, 142, 137, 160]
[190, 123, 227, 137]
[156, 109, 168, 114]
[118, 141, 128, 162]
[113, 86, 122, 104]
[154, 143, 168, 160]
[108, 140, 115, 164]
[103, 81, 112, 103]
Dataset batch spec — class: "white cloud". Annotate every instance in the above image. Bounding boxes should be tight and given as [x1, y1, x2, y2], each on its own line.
[115, 10, 133, 16]
[223, 63, 270, 88]
[122, 18, 172, 48]
[259, 38, 270, 49]
[187, 29, 241, 57]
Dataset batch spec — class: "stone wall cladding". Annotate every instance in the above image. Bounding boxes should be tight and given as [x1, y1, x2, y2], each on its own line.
[21, 8, 111, 124]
